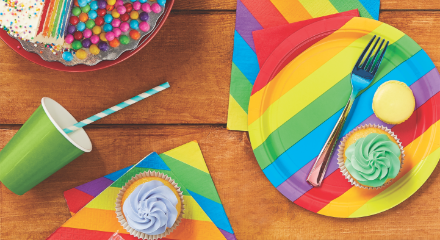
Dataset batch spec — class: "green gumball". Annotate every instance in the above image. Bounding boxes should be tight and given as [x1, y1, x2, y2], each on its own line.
[120, 35, 130, 45]
[72, 7, 82, 16]
[86, 19, 95, 29]
[72, 40, 83, 50]
[81, 4, 91, 13]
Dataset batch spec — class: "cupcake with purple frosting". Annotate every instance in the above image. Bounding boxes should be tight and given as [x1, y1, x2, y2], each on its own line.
[116, 171, 184, 240]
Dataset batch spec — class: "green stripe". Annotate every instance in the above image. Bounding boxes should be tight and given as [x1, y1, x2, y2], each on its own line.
[160, 154, 221, 204]
[253, 35, 421, 169]
[51, 0, 65, 37]
[329, 0, 373, 19]
[230, 63, 253, 113]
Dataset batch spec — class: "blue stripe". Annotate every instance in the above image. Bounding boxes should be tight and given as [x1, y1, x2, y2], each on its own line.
[131, 95, 143, 102]
[137, 152, 170, 170]
[102, 108, 115, 115]
[116, 102, 130, 109]
[146, 89, 159, 95]
[358, 0, 380, 20]
[232, 30, 260, 84]
[262, 50, 435, 187]
[74, 121, 88, 128]
[88, 115, 101, 122]
[104, 165, 133, 181]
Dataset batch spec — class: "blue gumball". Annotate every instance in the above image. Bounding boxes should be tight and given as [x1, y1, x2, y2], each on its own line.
[78, 0, 87, 7]
[130, 0, 136, 2]
[77, 22, 86, 31]
[89, 1, 98, 10]
[129, 20, 139, 30]
[139, 0, 147, 3]
[88, 10, 97, 19]
[62, 52, 73, 61]
[157, 0, 166, 6]
[103, 23, 113, 32]
[104, 14, 113, 23]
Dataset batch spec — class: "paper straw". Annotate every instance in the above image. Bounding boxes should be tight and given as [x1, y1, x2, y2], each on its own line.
[63, 82, 170, 134]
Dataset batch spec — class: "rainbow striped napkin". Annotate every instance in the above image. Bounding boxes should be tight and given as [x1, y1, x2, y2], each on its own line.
[227, 0, 381, 131]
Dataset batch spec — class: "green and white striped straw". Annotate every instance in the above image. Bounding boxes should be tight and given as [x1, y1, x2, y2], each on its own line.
[63, 82, 170, 134]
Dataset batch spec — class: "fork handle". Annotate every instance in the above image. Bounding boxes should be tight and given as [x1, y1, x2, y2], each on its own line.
[306, 91, 357, 187]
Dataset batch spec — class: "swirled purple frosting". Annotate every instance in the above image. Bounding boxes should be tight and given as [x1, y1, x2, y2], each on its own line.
[123, 180, 179, 235]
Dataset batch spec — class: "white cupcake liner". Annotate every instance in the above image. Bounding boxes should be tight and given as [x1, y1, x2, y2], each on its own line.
[337, 124, 405, 190]
[115, 171, 185, 240]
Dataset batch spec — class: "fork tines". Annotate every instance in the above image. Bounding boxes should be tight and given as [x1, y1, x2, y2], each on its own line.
[354, 35, 389, 74]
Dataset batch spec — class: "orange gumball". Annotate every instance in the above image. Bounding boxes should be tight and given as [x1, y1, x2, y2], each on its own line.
[109, 38, 120, 48]
[79, 13, 88, 22]
[74, 0, 79, 7]
[129, 30, 140, 40]
[106, 4, 114, 11]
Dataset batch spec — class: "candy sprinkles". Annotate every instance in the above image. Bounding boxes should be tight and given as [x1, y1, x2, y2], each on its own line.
[1, 0, 167, 64]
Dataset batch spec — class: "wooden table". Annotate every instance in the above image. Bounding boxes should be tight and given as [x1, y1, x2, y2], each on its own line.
[1, 0, 440, 239]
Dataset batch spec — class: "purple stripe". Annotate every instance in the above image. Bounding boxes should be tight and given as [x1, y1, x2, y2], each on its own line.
[235, 0, 263, 52]
[219, 229, 237, 240]
[75, 177, 114, 197]
[276, 68, 440, 202]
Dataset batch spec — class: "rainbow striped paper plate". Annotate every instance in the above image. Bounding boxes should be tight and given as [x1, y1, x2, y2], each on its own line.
[248, 17, 440, 218]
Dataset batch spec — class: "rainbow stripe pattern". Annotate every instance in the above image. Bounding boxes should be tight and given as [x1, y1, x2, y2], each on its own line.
[248, 17, 440, 217]
[227, 0, 380, 131]
[58, 141, 236, 240]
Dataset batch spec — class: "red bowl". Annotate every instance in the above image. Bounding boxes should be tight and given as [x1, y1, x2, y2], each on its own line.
[0, 0, 174, 72]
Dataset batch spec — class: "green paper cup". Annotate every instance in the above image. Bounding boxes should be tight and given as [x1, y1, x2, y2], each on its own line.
[0, 97, 92, 195]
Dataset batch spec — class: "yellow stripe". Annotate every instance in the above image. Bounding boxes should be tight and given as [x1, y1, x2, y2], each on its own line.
[249, 20, 405, 149]
[298, 0, 338, 18]
[85, 187, 120, 211]
[182, 195, 212, 222]
[270, 0, 313, 23]
[318, 120, 440, 217]
[163, 141, 210, 174]
[227, 94, 249, 131]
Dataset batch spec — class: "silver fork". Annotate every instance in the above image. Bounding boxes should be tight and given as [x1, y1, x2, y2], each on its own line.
[306, 35, 389, 187]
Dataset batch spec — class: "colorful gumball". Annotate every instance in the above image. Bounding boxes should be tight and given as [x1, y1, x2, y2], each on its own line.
[67, 25, 76, 34]
[98, 41, 109, 51]
[72, 7, 81, 16]
[139, 12, 149, 21]
[76, 49, 87, 59]
[139, 0, 146, 3]
[65, 34, 74, 44]
[88, 10, 97, 19]
[120, 13, 129, 22]
[120, 22, 129, 32]
[151, 3, 161, 13]
[133, 1, 141, 10]
[124, 3, 132, 12]
[129, 20, 139, 30]
[119, 35, 129, 44]
[70, 16, 79, 25]
[92, 25, 102, 34]
[129, 0, 135, 2]
[90, 0, 98, 10]
[106, 4, 114, 11]
[157, 0, 166, 6]
[141, 3, 151, 12]
[107, 0, 116, 5]
[139, 21, 149, 32]
[111, 9, 120, 18]
[100, 32, 107, 41]
[81, 4, 90, 13]
[95, 16, 104, 26]
[104, 14, 113, 23]
[86, 19, 95, 29]
[97, 8, 106, 16]
[130, 11, 139, 20]
[82, 38, 92, 48]
[115, 0, 123, 7]
[83, 28, 93, 38]
[105, 31, 115, 41]
[77, 22, 86, 31]
[62, 52, 73, 61]
[79, 12, 88, 22]
[90, 44, 100, 55]
[103, 23, 113, 32]
[72, 40, 82, 50]
[97, 0, 107, 9]
[112, 27, 121, 37]
[74, 0, 79, 7]
[117, 5, 126, 14]
[74, 31, 83, 40]
[78, 0, 87, 7]
[91, 35, 100, 44]
[129, 30, 140, 40]
[111, 19, 121, 27]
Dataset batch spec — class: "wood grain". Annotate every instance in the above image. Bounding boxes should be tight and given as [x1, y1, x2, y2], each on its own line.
[0, 126, 439, 240]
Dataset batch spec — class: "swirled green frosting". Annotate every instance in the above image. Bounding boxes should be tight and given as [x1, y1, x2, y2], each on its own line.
[345, 133, 401, 187]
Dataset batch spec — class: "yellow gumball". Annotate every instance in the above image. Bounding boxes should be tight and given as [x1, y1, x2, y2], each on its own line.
[92, 26, 101, 35]
[111, 9, 120, 18]
[90, 44, 100, 55]
[76, 49, 87, 59]
[107, 0, 116, 5]
[130, 11, 139, 20]
[100, 32, 107, 41]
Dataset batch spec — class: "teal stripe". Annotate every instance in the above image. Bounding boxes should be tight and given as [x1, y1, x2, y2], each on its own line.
[131, 95, 144, 102]
[146, 89, 159, 95]
[102, 109, 115, 115]
[358, 0, 380, 20]
[116, 102, 130, 108]
[74, 122, 88, 128]
[88, 115, 101, 121]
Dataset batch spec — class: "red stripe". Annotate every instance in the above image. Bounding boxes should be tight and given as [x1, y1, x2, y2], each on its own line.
[63, 188, 94, 214]
[240, 0, 288, 28]
[294, 90, 440, 212]
[47, 227, 174, 240]
[37, 0, 51, 35]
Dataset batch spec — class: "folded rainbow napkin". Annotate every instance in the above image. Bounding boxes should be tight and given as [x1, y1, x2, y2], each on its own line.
[227, 0, 381, 131]
[53, 142, 236, 240]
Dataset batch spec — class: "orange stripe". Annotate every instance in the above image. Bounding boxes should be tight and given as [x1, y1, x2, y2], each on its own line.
[270, 0, 313, 23]
[248, 18, 382, 124]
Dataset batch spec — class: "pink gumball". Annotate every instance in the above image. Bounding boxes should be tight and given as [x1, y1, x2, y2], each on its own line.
[139, 21, 150, 32]
[151, 3, 161, 13]
[133, 1, 141, 10]
[115, 0, 123, 6]
[120, 22, 130, 32]
[83, 29, 92, 38]
[111, 18, 121, 28]
[65, 34, 74, 44]
[113, 28, 121, 37]
[90, 35, 100, 44]
[117, 5, 126, 14]
[105, 32, 115, 41]
[141, 3, 151, 12]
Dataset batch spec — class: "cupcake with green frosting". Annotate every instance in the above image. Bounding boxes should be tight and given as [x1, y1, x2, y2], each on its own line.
[337, 124, 404, 189]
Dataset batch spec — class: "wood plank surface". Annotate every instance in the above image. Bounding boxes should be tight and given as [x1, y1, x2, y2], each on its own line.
[0, 126, 439, 239]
